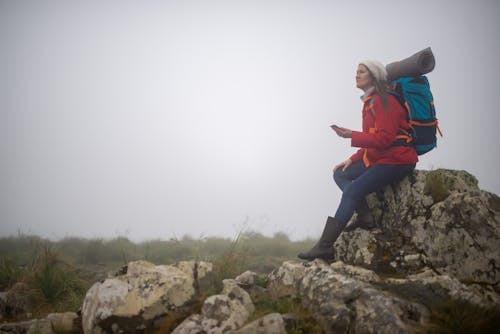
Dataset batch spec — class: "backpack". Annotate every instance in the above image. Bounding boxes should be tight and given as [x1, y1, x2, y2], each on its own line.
[387, 76, 442, 155]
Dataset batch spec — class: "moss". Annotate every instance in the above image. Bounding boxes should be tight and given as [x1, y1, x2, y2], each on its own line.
[424, 170, 451, 203]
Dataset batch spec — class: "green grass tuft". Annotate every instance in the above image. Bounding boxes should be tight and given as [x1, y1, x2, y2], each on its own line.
[0, 257, 23, 291]
[424, 169, 451, 203]
[250, 294, 323, 334]
[29, 246, 87, 304]
[428, 301, 500, 334]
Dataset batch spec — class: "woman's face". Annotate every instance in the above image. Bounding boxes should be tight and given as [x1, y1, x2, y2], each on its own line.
[356, 64, 372, 91]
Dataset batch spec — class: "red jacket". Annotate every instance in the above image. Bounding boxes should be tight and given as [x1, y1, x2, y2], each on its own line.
[349, 91, 418, 166]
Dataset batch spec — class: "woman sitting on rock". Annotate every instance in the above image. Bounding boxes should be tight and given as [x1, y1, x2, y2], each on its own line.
[298, 60, 418, 261]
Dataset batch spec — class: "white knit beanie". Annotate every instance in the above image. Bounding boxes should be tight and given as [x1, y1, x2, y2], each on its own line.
[360, 60, 387, 83]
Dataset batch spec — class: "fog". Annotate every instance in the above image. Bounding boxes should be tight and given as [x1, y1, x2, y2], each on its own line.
[1, 0, 499, 241]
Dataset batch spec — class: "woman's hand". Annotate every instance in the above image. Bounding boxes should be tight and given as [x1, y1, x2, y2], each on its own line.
[333, 126, 352, 138]
[334, 158, 352, 172]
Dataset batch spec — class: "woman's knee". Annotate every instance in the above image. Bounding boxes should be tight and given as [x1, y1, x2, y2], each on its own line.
[333, 168, 345, 184]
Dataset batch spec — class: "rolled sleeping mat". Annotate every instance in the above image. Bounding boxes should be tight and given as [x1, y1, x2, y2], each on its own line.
[386, 47, 435, 81]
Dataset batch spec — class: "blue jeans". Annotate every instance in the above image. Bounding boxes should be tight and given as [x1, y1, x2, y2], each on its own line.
[333, 160, 415, 225]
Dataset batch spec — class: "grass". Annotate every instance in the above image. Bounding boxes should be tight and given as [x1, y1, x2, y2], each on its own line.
[0, 231, 305, 322]
[206, 230, 249, 294]
[250, 293, 323, 334]
[424, 169, 452, 203]
[205, 232, 322, 333]
[0, 257, 23, 291]
[1, 244, 90, 320]
[30, 246, 88, 304]
[428, 301, 500, 334]
[3, 232, 498, 334]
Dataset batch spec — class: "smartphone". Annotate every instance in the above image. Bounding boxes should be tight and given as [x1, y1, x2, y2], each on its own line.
[330, 124, 340, 130]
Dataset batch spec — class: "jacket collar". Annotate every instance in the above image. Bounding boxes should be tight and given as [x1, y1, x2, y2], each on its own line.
[361, 86, 376, 103]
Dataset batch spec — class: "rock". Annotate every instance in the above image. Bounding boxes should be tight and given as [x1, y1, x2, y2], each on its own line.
[172, 279, 254, 334]
[378, 269, 497, 309]
[26, 319, 53, 334]
[468, 283, 500, 305]
[329, 261, 381, 283]
[168, 313, 208, 334]
[235, 270, 259, 288]
[221, 279, 255, 315]
[232, 313, 286, 334]
[268, 260, 430, 334]
[335, 169, 500, 288]
[303, 261, 429, 334]
[2, 169, 493, 334]
[81, 260, 213, 334]
[267, 261, 307, 298]
[0, 283, 33, 321]
[0, 318, 53, 334]
[46, 312, 80, 333]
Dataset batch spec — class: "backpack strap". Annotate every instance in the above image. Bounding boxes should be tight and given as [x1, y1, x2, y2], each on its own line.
[366, 93, 414, 146]
[362, 93, 377, 114]
[369, 96, 375, 113]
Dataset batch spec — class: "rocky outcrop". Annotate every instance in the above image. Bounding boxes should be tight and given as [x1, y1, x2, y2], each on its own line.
[263, 169, 500, 333]
[2, 169, 499, 333]
[268, 260, 431, 333]
[335, 169, 500, 288]
[81, 260, 213, 334]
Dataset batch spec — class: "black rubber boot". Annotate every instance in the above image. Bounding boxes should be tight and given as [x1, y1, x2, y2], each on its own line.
[298, 216, 345, 261]
[344, 200, 375, 232]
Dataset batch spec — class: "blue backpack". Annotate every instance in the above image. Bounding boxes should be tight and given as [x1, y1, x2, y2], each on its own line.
[387, 76, 442, 155]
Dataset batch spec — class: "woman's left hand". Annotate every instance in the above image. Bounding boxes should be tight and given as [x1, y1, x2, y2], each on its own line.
[333, 127, 352, 138]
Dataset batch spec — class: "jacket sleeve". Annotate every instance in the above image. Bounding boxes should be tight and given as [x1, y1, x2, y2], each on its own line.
[350, 96, 400, 149]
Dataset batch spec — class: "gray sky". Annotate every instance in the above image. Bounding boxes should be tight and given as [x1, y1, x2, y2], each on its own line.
[1, 0, 499, 241]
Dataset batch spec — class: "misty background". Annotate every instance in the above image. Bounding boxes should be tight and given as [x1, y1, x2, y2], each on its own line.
[1, 0, 499, 242]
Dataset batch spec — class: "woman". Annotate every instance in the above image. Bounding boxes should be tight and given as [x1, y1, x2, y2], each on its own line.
[298, 60, 418, 261]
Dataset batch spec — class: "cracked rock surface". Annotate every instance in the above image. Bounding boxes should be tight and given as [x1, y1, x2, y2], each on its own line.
[335, 169, 500, 288]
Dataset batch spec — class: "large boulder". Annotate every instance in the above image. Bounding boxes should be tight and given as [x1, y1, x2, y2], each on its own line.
[335, 169, 500, 287]
[268, 260, 430, 334]
[81, 260, 213, 334]
[267, 260, 499, 334]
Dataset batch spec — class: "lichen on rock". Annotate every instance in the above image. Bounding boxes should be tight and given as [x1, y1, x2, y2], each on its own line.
[335, 169, 500, 287]
[81, 260, 213, 334]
